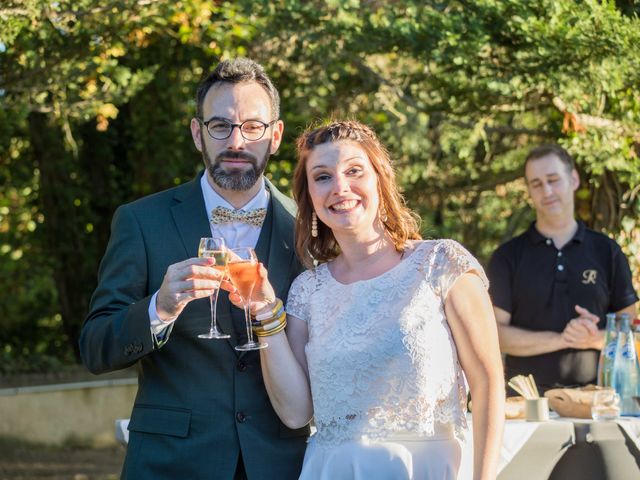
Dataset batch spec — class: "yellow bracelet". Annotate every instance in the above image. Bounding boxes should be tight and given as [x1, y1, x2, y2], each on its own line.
[254, 319, 287, 337]
[253, 298, 284, 322]
[252, 311, 286, 333]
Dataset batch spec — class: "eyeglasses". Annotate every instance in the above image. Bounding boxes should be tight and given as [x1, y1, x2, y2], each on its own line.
[201, 118, 277, 141]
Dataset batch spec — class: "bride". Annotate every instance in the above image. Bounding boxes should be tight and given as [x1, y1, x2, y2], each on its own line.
[227, 120, 505, 479]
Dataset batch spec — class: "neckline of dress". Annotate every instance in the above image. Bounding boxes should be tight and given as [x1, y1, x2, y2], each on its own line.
[323, 240, 427, 286]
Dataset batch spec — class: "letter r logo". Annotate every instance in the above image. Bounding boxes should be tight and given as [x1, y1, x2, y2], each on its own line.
[582, 270, 598, 284]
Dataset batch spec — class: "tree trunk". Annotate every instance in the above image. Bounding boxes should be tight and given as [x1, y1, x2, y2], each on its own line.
[28, 112, 88, 361]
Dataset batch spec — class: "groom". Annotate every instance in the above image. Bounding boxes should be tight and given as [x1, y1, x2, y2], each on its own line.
[80, 58, 309, 479]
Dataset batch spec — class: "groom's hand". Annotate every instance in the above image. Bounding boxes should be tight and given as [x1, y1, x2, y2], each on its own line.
[156, 257, 222, 322]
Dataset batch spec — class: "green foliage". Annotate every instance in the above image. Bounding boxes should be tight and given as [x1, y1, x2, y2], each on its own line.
[1, 0, 639, 370]
[246, 0, 640, 266]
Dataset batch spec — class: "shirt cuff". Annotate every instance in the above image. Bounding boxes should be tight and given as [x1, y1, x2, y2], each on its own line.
[149, 291, 177, 335]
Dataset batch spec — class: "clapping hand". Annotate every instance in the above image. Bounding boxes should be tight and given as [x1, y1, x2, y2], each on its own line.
[562, 305, 603, 350]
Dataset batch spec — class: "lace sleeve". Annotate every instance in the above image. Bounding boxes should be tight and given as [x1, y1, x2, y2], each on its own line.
[285, 269, 316, 322]
[429, 239, 489, 301]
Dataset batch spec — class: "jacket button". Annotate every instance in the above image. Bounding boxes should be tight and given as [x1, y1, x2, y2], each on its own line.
[236, 361, 247, 372]
[236, 412, 246, 423]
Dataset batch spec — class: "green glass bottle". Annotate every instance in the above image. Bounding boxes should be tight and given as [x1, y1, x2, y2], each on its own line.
[597, 313, 617, 387]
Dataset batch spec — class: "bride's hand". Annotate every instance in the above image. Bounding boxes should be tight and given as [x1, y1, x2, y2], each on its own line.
[226, 262, 277, 315]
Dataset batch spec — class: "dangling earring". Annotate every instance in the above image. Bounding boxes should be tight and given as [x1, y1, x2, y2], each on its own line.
[379, 201, 388, 223]
[311, 212, 318, 237]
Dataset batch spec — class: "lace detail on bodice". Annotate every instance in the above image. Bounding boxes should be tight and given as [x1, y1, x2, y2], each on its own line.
[286, 240, 487, 446]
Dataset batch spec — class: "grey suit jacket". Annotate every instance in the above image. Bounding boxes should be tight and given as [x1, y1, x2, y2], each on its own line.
[80, 172, 308, 479]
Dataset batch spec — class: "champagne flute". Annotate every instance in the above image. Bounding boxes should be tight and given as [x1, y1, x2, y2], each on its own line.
[227, 247, 267, 351]
[198, 237, 230, 339]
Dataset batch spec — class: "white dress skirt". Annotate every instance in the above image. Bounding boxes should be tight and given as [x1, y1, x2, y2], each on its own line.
[299, 424, 462, 480]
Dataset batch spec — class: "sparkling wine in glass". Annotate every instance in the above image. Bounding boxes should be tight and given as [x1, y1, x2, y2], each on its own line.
[228, 247, 267, 351]
[198, 237, 230, 339]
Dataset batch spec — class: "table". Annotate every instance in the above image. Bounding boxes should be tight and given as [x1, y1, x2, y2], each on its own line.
[116, 415, 640, 479]
[115, 418, 129, 445]
[459, 415, 640, 480]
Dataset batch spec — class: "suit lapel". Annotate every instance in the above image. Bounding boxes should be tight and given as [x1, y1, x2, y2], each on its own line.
[171, 172, 210, 258]
[254, 201, 273, 267]
[264, 179, 297, 300]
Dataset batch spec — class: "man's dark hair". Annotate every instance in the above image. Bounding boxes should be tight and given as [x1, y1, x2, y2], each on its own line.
[524, 144, 575, 173]
[195, 58, 280, 120]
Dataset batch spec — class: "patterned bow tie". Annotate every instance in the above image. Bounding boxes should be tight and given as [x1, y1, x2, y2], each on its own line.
[210, 206, 267, 227]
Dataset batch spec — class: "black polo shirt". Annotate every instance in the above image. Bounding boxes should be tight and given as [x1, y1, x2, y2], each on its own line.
[488, 221, 638, 391]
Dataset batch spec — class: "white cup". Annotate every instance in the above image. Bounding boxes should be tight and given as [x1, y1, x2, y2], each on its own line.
[525, 398, 549, 422]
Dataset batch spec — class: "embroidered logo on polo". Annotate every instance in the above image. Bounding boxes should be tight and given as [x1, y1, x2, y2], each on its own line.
[582, 269, 598, 285]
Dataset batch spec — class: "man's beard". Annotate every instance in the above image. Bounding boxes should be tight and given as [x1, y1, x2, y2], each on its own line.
[202, 139, 269, 191]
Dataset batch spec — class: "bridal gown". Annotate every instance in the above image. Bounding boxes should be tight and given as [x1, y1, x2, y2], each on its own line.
[286, 240, 488, 480]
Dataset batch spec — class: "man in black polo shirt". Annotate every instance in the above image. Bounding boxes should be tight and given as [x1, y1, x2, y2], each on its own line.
[488, 144, 638, 392]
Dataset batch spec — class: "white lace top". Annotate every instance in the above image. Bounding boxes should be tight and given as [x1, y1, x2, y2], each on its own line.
[286, 239, 488, 446]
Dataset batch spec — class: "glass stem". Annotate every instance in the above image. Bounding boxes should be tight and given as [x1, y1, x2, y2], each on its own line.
[243, 300, 254, 345]
[208, 294, 215, 333]
[211, 287, 220, 332]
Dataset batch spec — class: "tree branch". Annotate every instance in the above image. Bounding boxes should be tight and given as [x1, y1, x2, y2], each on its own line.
[552, 96, 630, 133]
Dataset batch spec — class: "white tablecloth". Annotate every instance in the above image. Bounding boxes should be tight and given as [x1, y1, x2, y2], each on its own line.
[460, 413, 640, 479]
[459, 415, 542, 479]
[115, 418, 129, 445]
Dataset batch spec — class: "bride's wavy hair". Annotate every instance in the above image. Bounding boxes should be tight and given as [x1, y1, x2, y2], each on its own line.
[293, 120, 421, 268]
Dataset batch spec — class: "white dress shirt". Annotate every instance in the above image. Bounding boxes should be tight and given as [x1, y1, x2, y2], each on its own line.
[148, 173, 270, 333]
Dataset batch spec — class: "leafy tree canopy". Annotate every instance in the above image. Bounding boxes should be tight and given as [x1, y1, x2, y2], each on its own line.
[1, 0, 638, 370]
